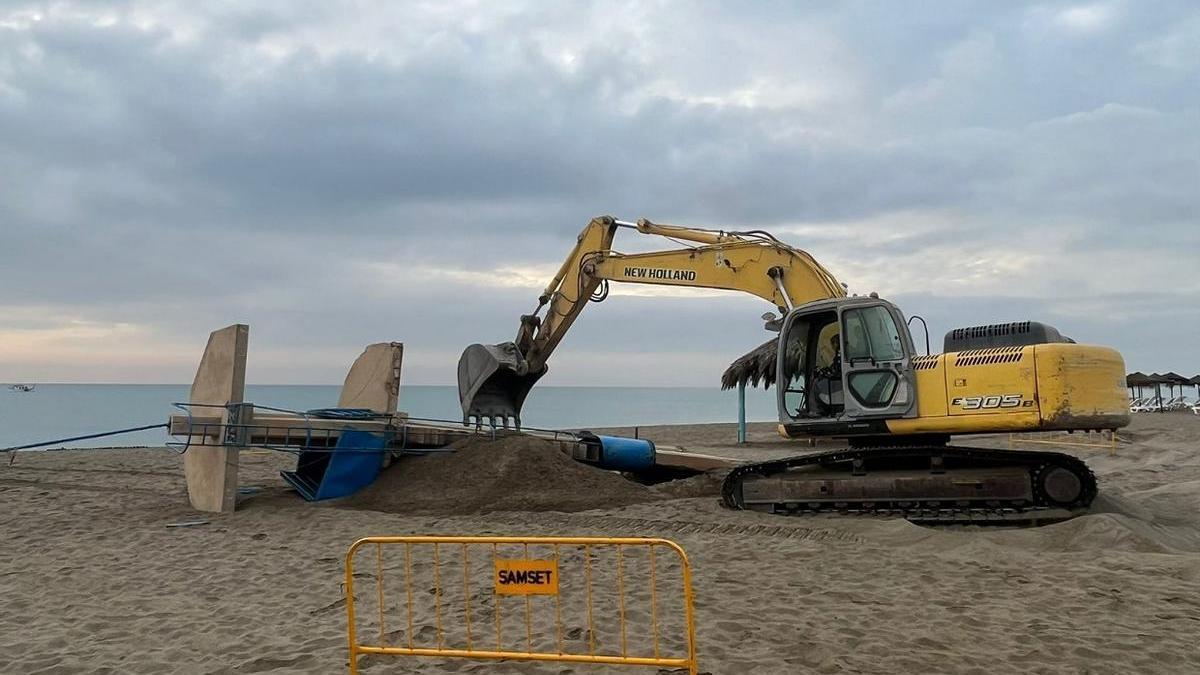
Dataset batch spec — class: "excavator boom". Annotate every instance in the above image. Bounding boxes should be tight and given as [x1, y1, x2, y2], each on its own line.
[457, 215, 845, 426]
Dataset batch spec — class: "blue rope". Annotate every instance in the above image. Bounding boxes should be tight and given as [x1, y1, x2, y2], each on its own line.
[2, 423, 169, 452]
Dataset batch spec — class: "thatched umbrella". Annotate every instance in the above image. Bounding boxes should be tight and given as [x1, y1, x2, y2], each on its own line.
[722, 339, 777, 391]
[721, 337, 806, 443]
[1190, 374, 1200, 401]
[1125, 371, 1153, 386]
[721, 337, 808, 392]
[1162, 372, 1189, 401]
[1147, 373, 1174, 411]
[1126, 372, 1154, 400]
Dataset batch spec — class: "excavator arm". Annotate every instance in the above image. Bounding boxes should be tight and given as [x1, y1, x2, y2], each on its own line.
[457, 215, 845, 427]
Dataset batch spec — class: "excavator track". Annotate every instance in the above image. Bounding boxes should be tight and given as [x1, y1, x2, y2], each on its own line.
[720, 445, 1097, 525]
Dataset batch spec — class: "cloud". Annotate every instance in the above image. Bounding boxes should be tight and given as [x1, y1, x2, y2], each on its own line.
[0, 0, 1197, 387]
[1135, 14, 1200, 70]
[1053, 4, 1118, 33]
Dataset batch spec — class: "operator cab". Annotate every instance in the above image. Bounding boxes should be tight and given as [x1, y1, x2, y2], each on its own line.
[776, 296, 918, 436]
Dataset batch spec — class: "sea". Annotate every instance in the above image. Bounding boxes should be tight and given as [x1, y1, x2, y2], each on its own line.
[0, 384, 780, 450]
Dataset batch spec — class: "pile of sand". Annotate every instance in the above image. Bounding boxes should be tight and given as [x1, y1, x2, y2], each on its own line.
[340, 435, 671, 515]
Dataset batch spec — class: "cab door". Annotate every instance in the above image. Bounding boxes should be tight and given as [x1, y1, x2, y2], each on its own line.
[838, 302, 918, 419]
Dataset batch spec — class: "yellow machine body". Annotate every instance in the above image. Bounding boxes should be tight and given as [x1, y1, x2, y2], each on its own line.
[780, 343, 1130, 439]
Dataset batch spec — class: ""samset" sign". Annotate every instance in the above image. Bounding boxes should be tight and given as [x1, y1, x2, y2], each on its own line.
[493, 558, 559, 595]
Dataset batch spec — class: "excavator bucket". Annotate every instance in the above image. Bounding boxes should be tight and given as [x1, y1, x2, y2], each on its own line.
[457, 342, 546, 428]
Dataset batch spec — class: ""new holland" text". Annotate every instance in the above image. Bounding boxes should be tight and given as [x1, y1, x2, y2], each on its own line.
[623, 267, 697, 281]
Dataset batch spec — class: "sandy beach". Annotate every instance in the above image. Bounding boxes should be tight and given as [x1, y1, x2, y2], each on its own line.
[3, 413, 1200, 674]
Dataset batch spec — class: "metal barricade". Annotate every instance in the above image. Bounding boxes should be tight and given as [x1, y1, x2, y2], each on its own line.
[344, 536, 698, 674]
[1008, 429, 1120, 456]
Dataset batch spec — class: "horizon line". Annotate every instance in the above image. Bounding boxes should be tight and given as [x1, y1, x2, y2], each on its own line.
[3, 382, 732, 389]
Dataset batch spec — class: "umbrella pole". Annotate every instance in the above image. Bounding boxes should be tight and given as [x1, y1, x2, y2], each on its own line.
[737, 381, 747, 444]
[734, 381, 744, 444]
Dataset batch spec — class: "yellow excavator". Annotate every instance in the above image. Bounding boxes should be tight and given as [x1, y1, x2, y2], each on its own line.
[458, 216, 1130, 522]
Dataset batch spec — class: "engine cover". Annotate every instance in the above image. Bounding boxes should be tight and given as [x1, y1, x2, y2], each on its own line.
[943, 321, 1072, 352]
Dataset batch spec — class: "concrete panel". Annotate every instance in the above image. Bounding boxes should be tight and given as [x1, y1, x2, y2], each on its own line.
[337, 342, 403, 414]
[183, 324, 248, 513]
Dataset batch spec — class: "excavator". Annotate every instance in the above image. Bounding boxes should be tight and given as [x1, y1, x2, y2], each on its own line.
[458, 216, 1130, 522]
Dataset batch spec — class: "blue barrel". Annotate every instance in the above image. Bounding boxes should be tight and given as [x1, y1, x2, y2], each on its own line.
[589, 434, 656, 472]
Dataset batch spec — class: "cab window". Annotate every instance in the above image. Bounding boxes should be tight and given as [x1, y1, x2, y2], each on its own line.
[780, 318, 808, 416]
[842, 306, 904, 362]
[848, 371, 898, 407]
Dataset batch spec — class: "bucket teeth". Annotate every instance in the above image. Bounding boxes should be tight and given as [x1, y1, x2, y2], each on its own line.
[457, 343, 545, 429]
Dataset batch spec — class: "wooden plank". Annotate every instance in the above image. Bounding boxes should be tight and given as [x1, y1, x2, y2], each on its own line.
[169, 414, 223, 436]
[652, 447, 738, 471]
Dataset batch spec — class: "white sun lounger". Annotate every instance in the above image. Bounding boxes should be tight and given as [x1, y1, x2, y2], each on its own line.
[1132, 397, 1163, 413]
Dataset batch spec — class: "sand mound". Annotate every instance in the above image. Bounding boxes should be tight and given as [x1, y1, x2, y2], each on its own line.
[341, 434, 664, 515]
[1116, 413, 1200, 448]
[933, 491, 1200, 555]
[1042, 512, 1176, 553]
[650, 469, 725, 499]
[1128, 480, 1200, 510]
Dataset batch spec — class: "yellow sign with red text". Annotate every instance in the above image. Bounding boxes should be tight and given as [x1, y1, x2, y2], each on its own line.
[493, 558, 559, 595]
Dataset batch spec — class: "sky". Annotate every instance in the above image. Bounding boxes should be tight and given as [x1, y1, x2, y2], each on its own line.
[1, 1, 1197, 386]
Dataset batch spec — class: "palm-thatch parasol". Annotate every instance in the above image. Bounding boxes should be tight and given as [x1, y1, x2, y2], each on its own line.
[1126, 372, 1154, 398]
[721, 337, 806, 443]
[1125, 372, 1154, 388]
[721, 339, 777, 390]
[1146, 373, 1177, 411]
[1161, 371, 1189, 384]
[1160, 372, 1190, 401]
[721, 338, 807, 391]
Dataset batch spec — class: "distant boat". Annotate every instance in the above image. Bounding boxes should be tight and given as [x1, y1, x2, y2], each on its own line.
[8, 384, 35, 393]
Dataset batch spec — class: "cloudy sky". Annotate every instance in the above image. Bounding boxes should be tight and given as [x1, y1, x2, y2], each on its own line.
[1, 1, 1197, 386]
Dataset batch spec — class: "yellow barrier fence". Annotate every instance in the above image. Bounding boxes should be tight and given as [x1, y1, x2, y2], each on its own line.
[344, 536, 698, 674]
[1008, 429, 1119, 456]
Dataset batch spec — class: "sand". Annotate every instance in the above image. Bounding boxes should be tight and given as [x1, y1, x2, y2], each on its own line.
[341, 435, 661, 514]
[2, 413, 1200, 673]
